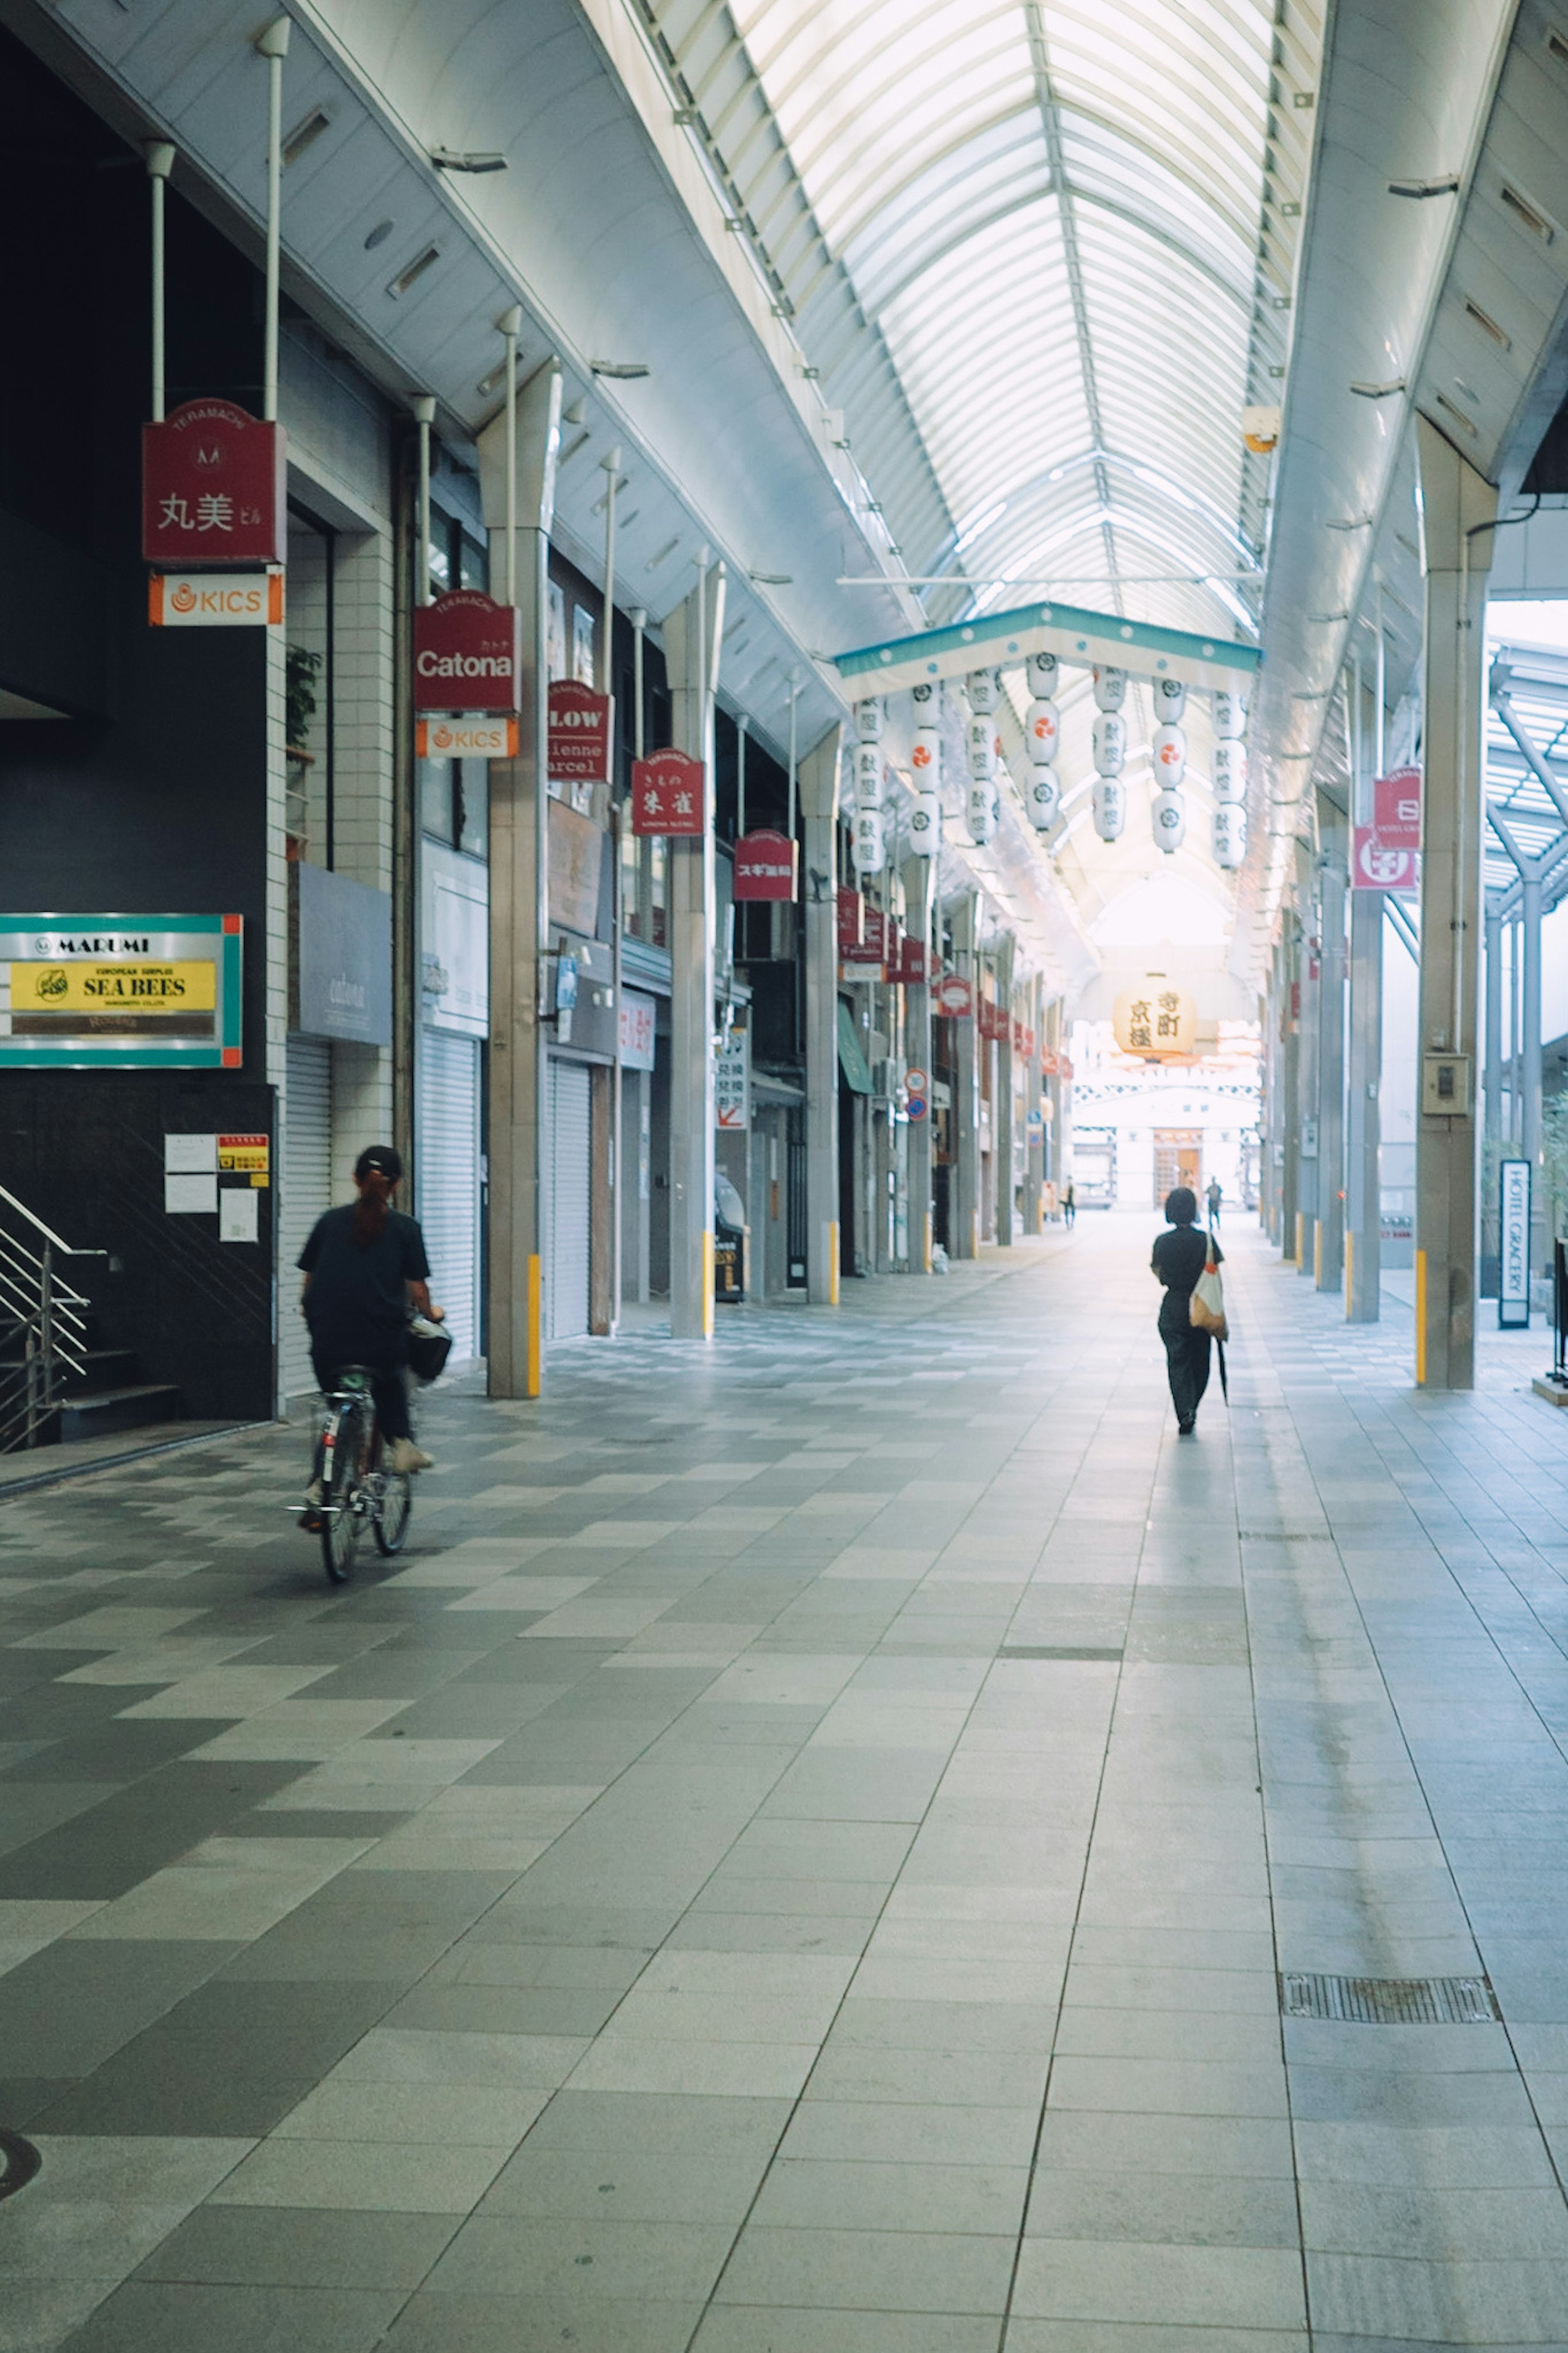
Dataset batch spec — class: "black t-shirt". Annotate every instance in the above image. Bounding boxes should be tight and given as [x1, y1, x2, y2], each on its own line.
[299, 1205, 430, 1369]
[1152, 1224, 1221, 1331]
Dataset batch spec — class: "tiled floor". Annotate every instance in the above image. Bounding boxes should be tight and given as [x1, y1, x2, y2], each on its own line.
[2, 1214, 1568, 2351]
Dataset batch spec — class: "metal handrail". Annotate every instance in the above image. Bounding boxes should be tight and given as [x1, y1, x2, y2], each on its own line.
[0, 1189, 103, 1453]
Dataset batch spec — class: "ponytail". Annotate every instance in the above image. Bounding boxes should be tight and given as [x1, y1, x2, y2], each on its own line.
[352, 1169, 392, 1247]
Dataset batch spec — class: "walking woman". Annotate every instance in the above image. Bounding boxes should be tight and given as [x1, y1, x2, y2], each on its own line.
[1152, 1186, 1221, 1435]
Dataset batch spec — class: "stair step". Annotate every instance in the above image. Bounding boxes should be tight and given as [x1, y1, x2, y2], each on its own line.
[64, 1350, 139, 1394]
[58, 1384, 182, 1443]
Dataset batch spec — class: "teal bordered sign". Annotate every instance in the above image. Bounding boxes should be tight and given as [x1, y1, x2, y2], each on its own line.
[0, 915, 243, 1069]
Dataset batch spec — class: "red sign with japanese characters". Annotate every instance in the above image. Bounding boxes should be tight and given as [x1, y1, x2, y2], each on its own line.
[894, 938, 931, 985]
[143, 399, 287, 566]
[844, 906, 886, 966]
[631, 748, 705, 836]
[934, 973, 973, 1019]
[837, 888, 863, 951]
[733, 830, 797, 901]
[547, 680, 612, 781]
[978, 998, 1007, 1042]
[1374, 766, 1421, 848]
[413, 592, 523, 714]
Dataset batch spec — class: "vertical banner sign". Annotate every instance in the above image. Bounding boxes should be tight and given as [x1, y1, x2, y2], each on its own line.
[715, 1034, 749, 1131]
[631, 749, 705, 836]
[1354, 765, 1421, 893]
[1499, 1157, 1531, 1329]
[143, 400, 287, 565]
[546, 680, 612, 782]
[413, 592, 523, 714]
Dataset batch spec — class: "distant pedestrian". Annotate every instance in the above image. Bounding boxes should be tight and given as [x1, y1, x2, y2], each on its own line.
[1062, 1181, 1075, 1228]
[1205, 1177, 1222, 1229]
[1152, 1187, 1222, 1435]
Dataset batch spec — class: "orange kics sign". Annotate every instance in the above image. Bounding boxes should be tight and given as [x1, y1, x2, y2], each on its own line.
[143, 400, 287, 566]
[631, 748, 705, 836]
[416, 715, 520, 760]
[547, 680, 612, 781]
[413, 592, 523, 714]
[149, 571, 284, 627]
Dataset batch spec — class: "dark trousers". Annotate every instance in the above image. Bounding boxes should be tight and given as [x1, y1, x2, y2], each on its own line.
[1161, 1321, 1212, 1424]
[310, 1350, 411, 1443]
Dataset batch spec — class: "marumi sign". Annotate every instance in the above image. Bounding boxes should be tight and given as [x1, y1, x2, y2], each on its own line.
[143, 400, 287, 567]
[413, 593, 523, 715]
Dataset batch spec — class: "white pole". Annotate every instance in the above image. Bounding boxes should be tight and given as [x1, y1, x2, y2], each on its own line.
[787, 672, 800, 845]
[145, 143, 175, 424]
[736, 715, 747, 838]
[1374, 578, 1386, 777]
[256, 18, 290, 424]
[412, 397, 435, 608]
[602, 446, 622, 1336]
[499, 306, 522, 609]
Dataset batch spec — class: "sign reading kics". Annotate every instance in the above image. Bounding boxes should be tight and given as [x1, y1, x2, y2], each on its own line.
[413, 592, 523, 715]
[733, 831, 796, 902]
[149, 572, 284, 627]
[0, 917, 243, 1068]
[416, 715, 519, 760]
[547, 681, 612, 781]
[631, 749, 705, 837]
[143, 400, 287, 567]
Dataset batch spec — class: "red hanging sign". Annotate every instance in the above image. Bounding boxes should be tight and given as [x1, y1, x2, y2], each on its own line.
[547, 679, 612, 781]
[631, 748, 705, 836]
[143, 399, 287, 567]
[414, 592, 523, 714]
[1374, 766, 1421, 848]
[934, 973, 973, 1019]
[837, 888, 863, 951]
[733, 830, 797, 901]
[895, 939, 931, 985]
[844, 906, 886, 966]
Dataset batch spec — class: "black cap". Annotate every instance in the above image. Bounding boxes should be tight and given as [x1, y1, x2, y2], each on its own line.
[355, 1146, 404, 1184]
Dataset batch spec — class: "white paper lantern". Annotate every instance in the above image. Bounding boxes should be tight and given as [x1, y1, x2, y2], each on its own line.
[854, 696, 883, 744]
[1152, 789, 1185, 854]
[1212, 689, 1247, 740]
[967, 668, 997, 716]
[909, 787, 942, 855]
[1025, 698, 1061, 763]
[1212, 739, 1247, 803]
[910, 725, 942, 789]
[911, 679, 940, 718]
[853, 803, 885, 876]
[967, 717, 995, 781]
[1092, 778, 1126, 841]
[966, 783, 996, 845]
[1152, 723, 1187, 788]
[1151, 674, 1187, 724]
[1214, 802, 1247, 868]
[852, 742, 882, 814]
[1026, 651, 1058, 696]
[1092, 710, 1127, 776]
[1026, 765, 1060, 830]
[1093, 665, 1127, 712]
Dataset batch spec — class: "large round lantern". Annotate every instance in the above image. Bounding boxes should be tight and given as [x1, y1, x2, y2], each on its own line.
[854, 696, 883, 744]
[853, 801, 885, 877]
[966, 783, 996, 846]
[1025, 699, 1061, 763]
[1152, 723, 1187, 787]
[1092, 710, 1127, 776]
[1027, 765, 1060, 830]
[1151, 674, 1187, 725]
[1093, 665, 1127, 713]
[1212, 739, 1247, 802]
[967, 717, 995, 781]
[1093, 778, 1126, 841]
[1152, 789, 1185, 855]
[852, 742, 881, 814]
[1212, 689, 1247, 740]
[1214, 803, 1247, 869]
[909, 785, 942, 856]
[1026, 650, 1058, 696]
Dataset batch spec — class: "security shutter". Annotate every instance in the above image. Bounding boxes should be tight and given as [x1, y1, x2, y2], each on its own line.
[417, 1028, 481, 1364]
[547, 1058, 591, 1340]
[281, 1037, 332, 1403]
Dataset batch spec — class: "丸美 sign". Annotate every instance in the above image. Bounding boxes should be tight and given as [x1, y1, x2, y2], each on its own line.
[0, 917, 243, 1068]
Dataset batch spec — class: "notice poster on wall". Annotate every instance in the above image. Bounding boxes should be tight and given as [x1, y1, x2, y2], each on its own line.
[0, 917, 243, 1068]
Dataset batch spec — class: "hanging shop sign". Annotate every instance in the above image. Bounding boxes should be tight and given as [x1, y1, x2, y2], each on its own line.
[842, 906, 887, 968]
[416, 714, 519, 759]
[1114, 985, 1196, 1059]
[978, 998, 1010, 1043]
[716, 1033, 750, 1131]
[733, 830, 797, 902]
[0, 914, 243, 1068]
[413, 591, 523, 714]
[1499, 1157, 1531, 1329]
[619, 989, 656, 1072]
[149, 571, 283, 627]
[294, 865, 392, 1047]
[143, 399, 287, 567]
[894, 938, 931, 985]
[631, 748, 705, 836]
[837, 888, 864, 951]
[1352, 831, 1417, 892]
[547, 680, 612, 781]
[933, 972, 973, 1019]
[1375, 767, 1421, 846]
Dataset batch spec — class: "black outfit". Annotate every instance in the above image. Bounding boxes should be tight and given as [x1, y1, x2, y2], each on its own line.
[1152, 1222, 1222, 1427]
[299, 1205, 430, 1443]
[1062, 1184, 1075, 1227]
[1205, 1184, 1222, 1229]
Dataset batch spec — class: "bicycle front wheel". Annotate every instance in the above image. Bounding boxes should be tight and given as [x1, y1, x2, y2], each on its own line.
[373, 1470, 412, 1555]
[321, 1401, 366, 1584]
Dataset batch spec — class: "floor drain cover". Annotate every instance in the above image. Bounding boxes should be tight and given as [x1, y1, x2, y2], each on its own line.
[0, 2131, 41, 2201]
[999, 1645, 1123, 1662]
[1281, 1972, 1498, 2025]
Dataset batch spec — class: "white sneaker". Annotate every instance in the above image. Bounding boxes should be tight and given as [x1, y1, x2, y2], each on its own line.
[388, 1439, 433, 1474]
[304, 1477, 323, 1505]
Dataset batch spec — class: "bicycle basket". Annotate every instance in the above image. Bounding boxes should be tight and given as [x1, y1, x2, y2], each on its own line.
[407, 1320, 452, 1385]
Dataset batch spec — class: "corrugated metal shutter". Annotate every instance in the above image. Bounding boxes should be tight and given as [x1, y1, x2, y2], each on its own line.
[548, 1058, 591, 1340]
[281, 1037, 332, 1402]
[418, 1028, 481, 1364]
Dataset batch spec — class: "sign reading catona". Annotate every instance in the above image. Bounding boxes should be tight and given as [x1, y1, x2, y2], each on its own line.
[413, 592, 523, 715]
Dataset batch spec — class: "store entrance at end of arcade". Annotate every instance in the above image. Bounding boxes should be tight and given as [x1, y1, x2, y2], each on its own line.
[1154, 1130, 1203, 1209]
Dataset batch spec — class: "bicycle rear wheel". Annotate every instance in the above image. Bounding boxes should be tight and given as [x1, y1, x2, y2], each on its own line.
[373, 1470, 412, 1555]
[321, 1401, 367, 1584]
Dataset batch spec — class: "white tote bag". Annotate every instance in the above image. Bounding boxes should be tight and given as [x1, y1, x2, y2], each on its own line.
[1189, 1235, 1227, 1340]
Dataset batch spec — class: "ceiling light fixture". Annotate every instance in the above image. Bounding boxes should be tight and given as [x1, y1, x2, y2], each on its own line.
[591, 361, 651, 379]
[1388, 175, 1459, 198]
[749, 571, 793, 585]
[1350, 379, 1405, 398]
[430, 147, 507, 173]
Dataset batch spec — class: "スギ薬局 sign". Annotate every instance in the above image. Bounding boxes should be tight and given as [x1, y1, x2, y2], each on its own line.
[413, 593, 523, 714]
[0, 918, 244, 1068]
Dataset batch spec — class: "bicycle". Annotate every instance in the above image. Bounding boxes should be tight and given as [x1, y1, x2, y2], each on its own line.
[306, 1367, 412, 1582]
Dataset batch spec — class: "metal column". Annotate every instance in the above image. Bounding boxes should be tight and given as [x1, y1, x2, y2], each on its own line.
[1317, 805, 1347, 1293]
[1414, 416, 1497, 1390]
[1345, 888, 1383, 1320]
[1022, 974, 1044, 1233]
[663, 562, 726, 1339]
[800, 727, 842, 1304]
[901, 852, 934, 1272]
[993, 934, 1015, 1248]
[951, 892, 980, 1258]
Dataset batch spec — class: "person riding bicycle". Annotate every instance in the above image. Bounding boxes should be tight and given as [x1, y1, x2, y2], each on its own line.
[298, 1147, 442, 1513]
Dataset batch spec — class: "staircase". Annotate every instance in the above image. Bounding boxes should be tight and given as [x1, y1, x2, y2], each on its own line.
[0, 1184, 180, 1455]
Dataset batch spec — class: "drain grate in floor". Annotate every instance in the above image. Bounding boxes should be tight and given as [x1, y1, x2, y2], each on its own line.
[1280, 1972, 1499, 2025]
[999, 1645, 1124, 1662]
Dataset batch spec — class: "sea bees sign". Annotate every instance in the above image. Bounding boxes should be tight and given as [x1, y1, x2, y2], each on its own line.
[0, 917, 244, 1068]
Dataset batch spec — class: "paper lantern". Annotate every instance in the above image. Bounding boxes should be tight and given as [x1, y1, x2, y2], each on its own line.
[1025, 698, 1060, 763]
[911, 679, 940, 718]
[854, 696, 883, 744]
[967, 668, 997, 716]
[1152, 723, 1187, 787]
[1151, 674, 1187, 724]
[853, 803, 885, 876]
[1026, 651, 1058, 696]
[1212, 689, 1247, 740]
[1026, 765, 1060, 830]
[1152, 788, 1185, 854]
[1214, 802, 1247, 868]
[1114, 985, 1196, 1058]
[1092, 778, 1126, 841]
[910, 725, 941, 785]
[966, 783, 996, 845]
[1212, 739, 1247, 803]
[909, 786, 941, 855]
[1093, 665, 1127, 712]
[967, 717, 995, 781]
[851, 742, 881, 815]
[1092, 710, 1126, 776]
